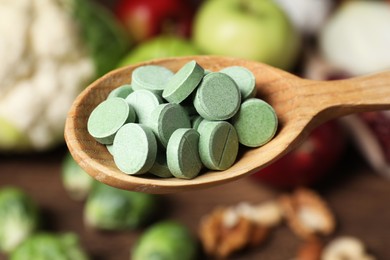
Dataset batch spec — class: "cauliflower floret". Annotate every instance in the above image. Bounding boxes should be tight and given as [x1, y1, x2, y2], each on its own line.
[0, 0, 32, 92]
[0, 0, 95, 151]
[31, 0, 81, 59]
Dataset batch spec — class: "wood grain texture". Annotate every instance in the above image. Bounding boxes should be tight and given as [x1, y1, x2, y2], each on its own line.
[64, 56, 390, 193]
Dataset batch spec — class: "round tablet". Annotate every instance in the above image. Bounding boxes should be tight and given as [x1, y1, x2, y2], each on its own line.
[131, 65, 174, 95]
[146, 103, 191, 147]
[106, 144, 114, 155]
[162, 60, 204, 104]
[180, 92, 197, 116]
[87, 97, 136, 145]
[166, 128, 202, 179]
[194, 72, 241, 120]
[149, 151, 173, 178]
[107, 84, 133, 99]
[197, 120, 239, 170]
[112, 123, 157, 175]
[125, 89, 162, 124]
[220, 66, 256, 100]
[232, 98, 278, 147]
[204, 69, 213, 75]
[191, 115, 204, 130]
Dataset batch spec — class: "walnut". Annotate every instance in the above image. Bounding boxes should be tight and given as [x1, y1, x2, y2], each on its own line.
[199, 206, 269, 259]
[297, 238, 324, 260]
[248, 223, 269, 247]
[235, 200, 283, 228]
[280, 188, 335, 239]
[322, 236, 376, 260]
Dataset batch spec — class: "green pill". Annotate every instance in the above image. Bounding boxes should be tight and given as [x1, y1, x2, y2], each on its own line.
[220, 66, 256, 100]
[87, 97, 136, 145]
[149, 151, 173, 178]
[191, 115, 204, 130]
[166, 128, 202, 179]
[146, 103, 191, 148]
[180, 92, 198, 116]
[163, 60, 204, 104]
[194, 72, 241, 121]
[112, 123, 157, 175]
[106, 144, 114, 155]
[197, 120, 239, 171]
[125, 89, 162, 124]
[131, 65, 174, 95]
[232, 98, 278, 147]
[204, 69, 213, 75]
[107, 84, 133, 99]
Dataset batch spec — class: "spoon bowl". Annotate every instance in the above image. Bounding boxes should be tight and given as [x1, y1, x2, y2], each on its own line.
[65, 56, 390, 193]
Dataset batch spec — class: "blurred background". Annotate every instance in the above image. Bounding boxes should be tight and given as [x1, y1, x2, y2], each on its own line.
[0, 0, 389, 259]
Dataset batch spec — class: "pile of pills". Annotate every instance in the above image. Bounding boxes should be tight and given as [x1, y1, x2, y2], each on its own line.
[87, 61, 278, 179]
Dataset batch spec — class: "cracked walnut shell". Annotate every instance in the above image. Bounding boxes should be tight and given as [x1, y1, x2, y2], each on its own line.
[199, 206, 268, 258]
[280, 188, 335, 239]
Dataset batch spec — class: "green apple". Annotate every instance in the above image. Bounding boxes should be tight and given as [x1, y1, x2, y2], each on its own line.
[193, 0, 300, 70]
[118, 35, 201, 66]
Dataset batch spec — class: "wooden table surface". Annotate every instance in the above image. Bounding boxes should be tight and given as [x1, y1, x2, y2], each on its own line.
[1, 145, 389, 260]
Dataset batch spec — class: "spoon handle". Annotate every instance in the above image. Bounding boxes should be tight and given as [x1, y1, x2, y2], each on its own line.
[303, 70, 390, 121]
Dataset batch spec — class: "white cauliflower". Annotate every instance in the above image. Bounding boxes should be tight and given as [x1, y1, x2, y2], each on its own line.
[0, 0, 129, 151]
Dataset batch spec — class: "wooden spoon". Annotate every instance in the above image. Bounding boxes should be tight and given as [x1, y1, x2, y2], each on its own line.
[65, 56, 390, 194]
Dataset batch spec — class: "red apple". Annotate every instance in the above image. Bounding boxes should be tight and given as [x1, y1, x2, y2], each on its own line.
[114, 0, 194, 42]
[359, 112, 390, 162]
[251, 120, 346, 189]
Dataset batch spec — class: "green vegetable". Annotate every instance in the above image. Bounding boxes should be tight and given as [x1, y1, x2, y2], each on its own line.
[132, 220, 198, 260]
[118, 35, 201, 67]
[84, 182, 158, 230]
[62, 152, 95, 201]
[0, 187, 39, 253]
[0, 118, 31, 151]
[10, 232, 88, 260]
[73, 0, 130, 77]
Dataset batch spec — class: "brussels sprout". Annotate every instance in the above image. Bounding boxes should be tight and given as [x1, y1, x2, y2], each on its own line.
[62, 152, 95, 201]
[132, 221, 198, 260]
[84, 182, 159, 230]
[10, 232, 88, 260]
[0, 187, 39, 253]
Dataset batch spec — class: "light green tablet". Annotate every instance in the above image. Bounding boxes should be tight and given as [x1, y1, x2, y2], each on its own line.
[197, 120, 239, 171]
[220, 66, 256, 100]
[162, 60, 204, 104]
[125, 89, 162, 124]
[191, 115, 204, 130]
[204, 69, 213, 75]
[180, 92, 198, 116]
[112, 123, 157, 175]
[166, 128, 202, 179]
[107, 84, 133, 99]
[106, 144, 114, 155]
[87, 97, 136, 144]
[146, 103, 191, 147]
[232, 98, 278, 147]
[131, 65, 174, 95]
[149, 151, 173, 178]
[194, 72, 241, 120]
